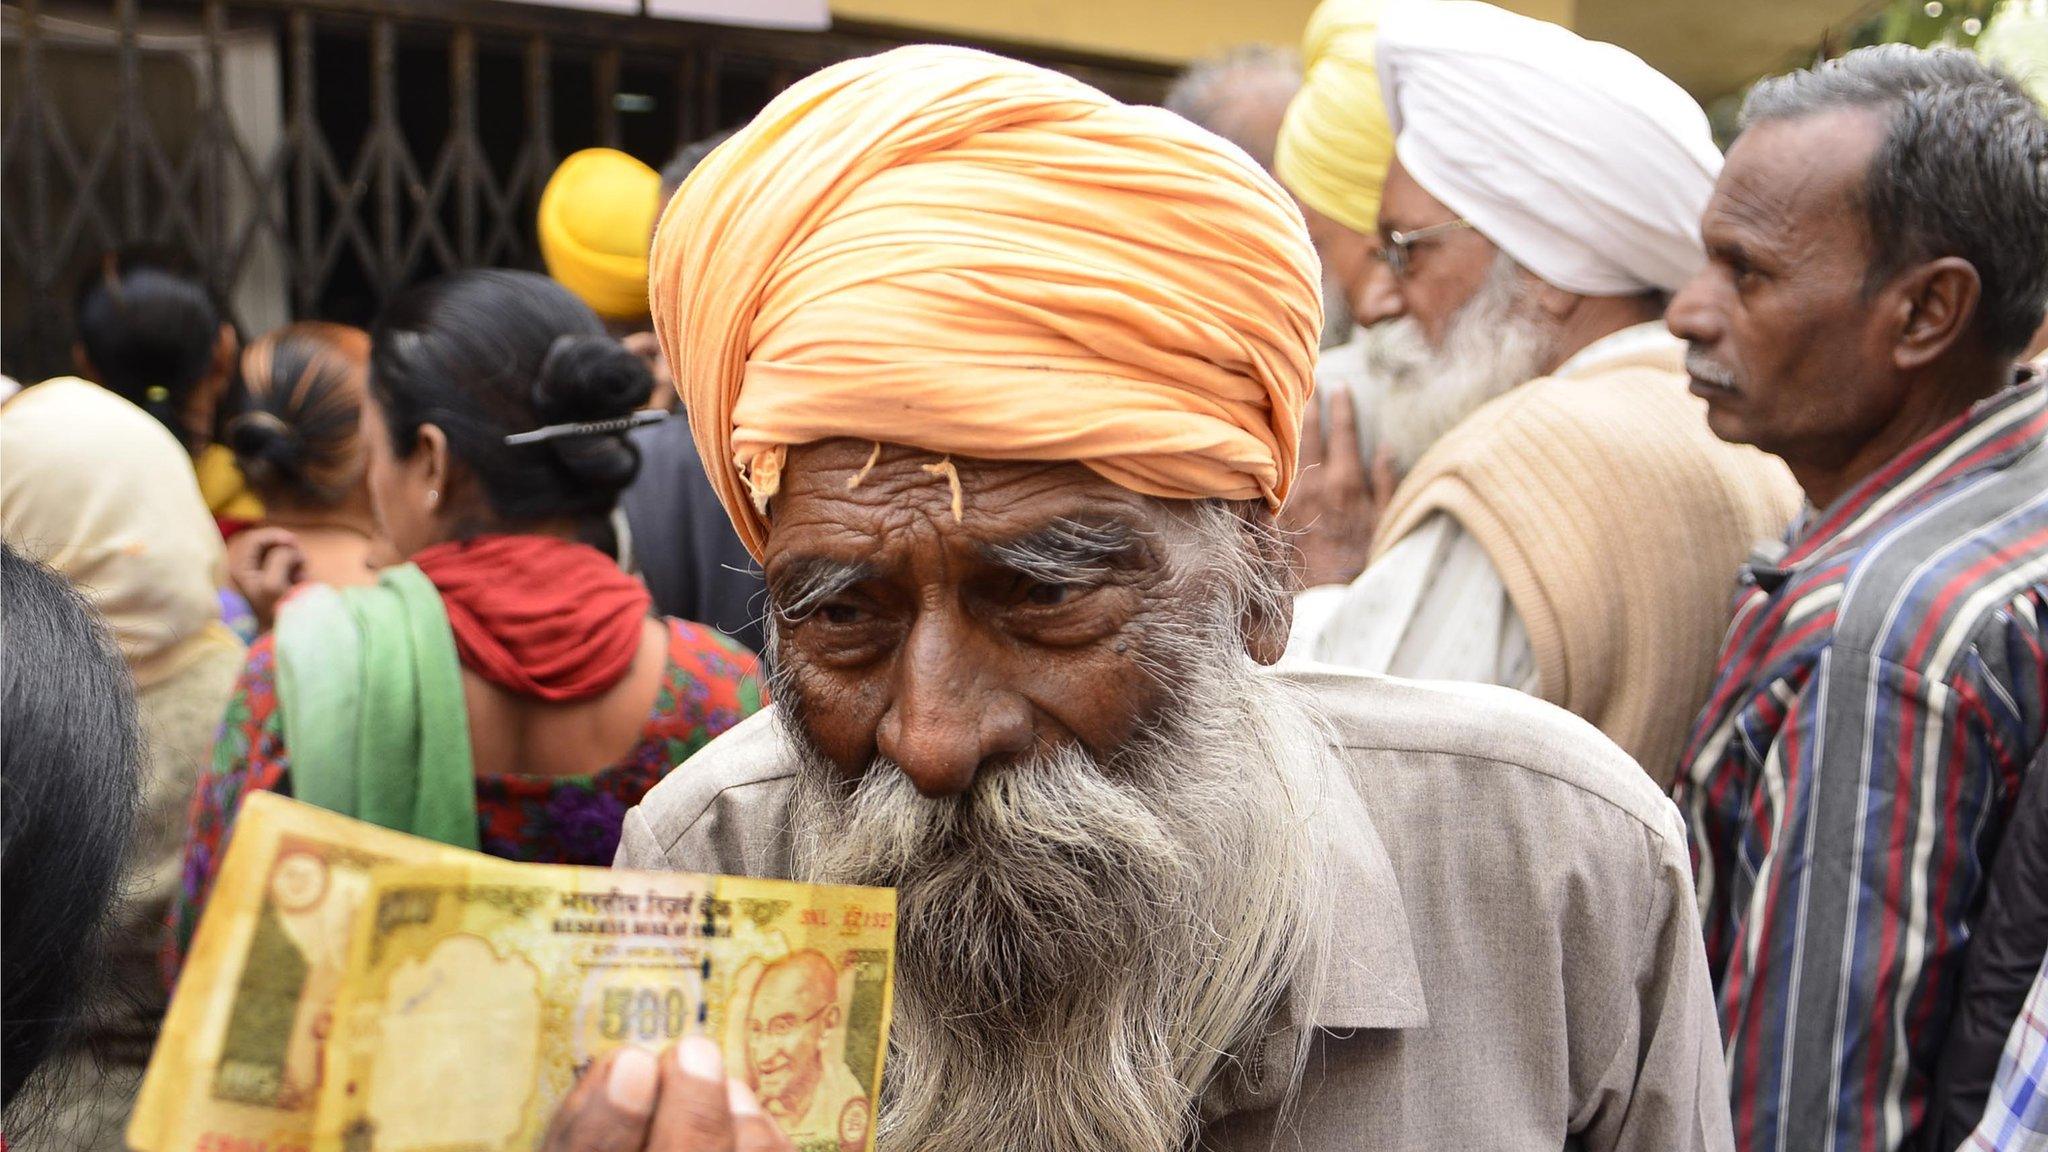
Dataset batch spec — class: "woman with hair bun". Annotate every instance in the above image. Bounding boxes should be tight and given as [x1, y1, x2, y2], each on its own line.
[169, 271, 764, 971]
[222, 322, 384, 628]
[70, 252, 261, 535]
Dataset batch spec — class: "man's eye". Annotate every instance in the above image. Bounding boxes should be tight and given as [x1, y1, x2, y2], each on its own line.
[1024, 582, 1078, 607]
[819, 600, 866, 625]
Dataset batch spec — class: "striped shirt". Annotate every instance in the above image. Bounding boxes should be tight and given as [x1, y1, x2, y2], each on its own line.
[1676, 373, 2048, 1152]
[1967, 950, 2048, 1152]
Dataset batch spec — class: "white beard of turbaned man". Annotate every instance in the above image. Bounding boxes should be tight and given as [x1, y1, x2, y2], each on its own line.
[776, 501, 1334, 1152]
[1363, 250, 1558, 473]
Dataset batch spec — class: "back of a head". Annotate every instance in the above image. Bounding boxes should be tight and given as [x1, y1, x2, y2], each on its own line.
[228, 322, 373, 511]
[370, 269, 651, 528]
[659, 129, 738, 207]
[1164, 45, 1303, 170]
[1741, 44, 2048, 357]
[74, 256, 220, 439]
[0, 378, 228, 679]
[0, 542, 142, 1114]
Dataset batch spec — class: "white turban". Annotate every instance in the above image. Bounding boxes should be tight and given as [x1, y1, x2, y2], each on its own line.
[1376, 0, 1720, 296]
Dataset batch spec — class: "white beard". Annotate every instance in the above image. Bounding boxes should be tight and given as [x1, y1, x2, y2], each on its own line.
[782, 645, 1332, 1152]
[1363, 254, 1556, 473]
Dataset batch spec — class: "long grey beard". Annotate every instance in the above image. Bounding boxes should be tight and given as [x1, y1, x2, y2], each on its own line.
[1363, 251, 1556, 473]
[783, 656, 1332, 1152]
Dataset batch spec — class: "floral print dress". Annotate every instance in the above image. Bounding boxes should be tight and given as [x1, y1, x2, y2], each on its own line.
[166, 618, 763, 977]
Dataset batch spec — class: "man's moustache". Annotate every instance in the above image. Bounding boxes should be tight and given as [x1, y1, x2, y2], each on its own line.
[1685, 348, 1739, 390]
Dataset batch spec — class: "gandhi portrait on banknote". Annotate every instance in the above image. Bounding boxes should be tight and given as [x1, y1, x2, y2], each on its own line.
[741, 950, 868, 1144]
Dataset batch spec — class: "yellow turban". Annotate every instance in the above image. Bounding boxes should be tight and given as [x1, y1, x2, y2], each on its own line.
[1275, 0, 1395, 237]
[539, 148, 660, 321]
[650, 45, 1323, 558]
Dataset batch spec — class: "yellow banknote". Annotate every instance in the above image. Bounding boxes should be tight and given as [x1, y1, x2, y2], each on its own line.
[129, 792, 475, 1152]
[309, 858, 897, 1152]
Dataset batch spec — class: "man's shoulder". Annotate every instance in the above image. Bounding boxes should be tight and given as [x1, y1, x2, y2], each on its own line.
[1400, 363, 1795, 522]
[1282, 665, 1686, 846]
[1815, 454, 2048, 668]
[623, 709, 797, 871]
[1481, 364, 1734, 457]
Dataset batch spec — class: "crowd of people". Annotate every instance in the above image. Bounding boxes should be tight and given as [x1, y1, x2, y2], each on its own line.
[3, 0, 2048, 1150]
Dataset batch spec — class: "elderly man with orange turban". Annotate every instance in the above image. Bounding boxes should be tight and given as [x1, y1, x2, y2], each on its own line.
[540, 44, 1733, 1152]
[1277, 0, 1800, 785]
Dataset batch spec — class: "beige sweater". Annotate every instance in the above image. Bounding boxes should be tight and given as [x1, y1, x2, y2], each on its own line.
[1371, 338, 1799, 783]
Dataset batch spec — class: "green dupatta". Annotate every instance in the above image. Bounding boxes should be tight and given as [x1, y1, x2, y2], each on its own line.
[272, 562, 480, 849]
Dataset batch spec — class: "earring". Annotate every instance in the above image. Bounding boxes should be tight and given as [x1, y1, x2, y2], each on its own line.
[425, 489, 440, 508]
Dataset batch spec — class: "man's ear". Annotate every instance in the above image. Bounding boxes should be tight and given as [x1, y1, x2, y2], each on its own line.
[1530, 277, 1579, 323]
[1238, 505, 1293, 666]
[1892, 256, 1981, 372]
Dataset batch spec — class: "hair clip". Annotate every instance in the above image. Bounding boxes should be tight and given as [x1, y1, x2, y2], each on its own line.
[503, 409, 667, 446]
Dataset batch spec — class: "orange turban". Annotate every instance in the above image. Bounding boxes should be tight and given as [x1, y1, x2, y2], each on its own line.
[648, 45, 1322, 558]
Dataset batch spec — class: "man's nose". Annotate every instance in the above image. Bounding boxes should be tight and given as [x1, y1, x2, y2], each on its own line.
[1351, 259, 1406, 328]
[1664, 270, 1722, 346]
[875, 611, 1035, 797]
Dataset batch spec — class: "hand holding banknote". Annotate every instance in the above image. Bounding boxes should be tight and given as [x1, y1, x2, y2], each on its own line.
[132, 794, 896, 1152]
[543, 1037, 792, 1152]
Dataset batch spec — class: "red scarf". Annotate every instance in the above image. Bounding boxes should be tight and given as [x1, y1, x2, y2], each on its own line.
[412, 535, 652, 703]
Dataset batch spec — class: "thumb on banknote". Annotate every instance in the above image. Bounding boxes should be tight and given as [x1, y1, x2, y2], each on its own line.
[542, 1047, 660, 1152]
[542, 1039, 795, 1152]
[651, 1036, 795, 1152]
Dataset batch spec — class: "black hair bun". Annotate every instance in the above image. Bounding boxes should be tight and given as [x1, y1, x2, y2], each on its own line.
[527, 334, 650, 495]
[225, 410, 302, 491]
[532, 335, 651, 426]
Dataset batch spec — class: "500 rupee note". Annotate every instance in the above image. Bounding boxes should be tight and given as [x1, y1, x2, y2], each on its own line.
[310, 858, 896, 1152]
[129, 792, 475, 1152]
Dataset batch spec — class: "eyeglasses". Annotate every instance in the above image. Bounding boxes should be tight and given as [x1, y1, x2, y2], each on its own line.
[1373, 218, 1475, 280]
[749, 1001, 832, 1040]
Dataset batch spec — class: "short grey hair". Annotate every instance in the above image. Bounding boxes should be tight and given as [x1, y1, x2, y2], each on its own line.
[1740, 45, 2048, 356]
[1163, 45, 1301, 171]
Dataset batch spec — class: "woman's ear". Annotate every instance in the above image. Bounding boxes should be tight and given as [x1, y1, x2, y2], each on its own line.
[418, 423, 450, 504]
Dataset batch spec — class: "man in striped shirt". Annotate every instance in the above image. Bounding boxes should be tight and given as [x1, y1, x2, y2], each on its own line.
[1666, 46, 2048, 1152]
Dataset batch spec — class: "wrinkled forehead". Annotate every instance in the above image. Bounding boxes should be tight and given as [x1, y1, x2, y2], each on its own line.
[1709, 109, 1885, 250]
[759, 440, 1187, 583]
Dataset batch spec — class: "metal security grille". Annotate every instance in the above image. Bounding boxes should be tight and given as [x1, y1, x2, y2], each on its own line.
[0, 0, 1170, 382]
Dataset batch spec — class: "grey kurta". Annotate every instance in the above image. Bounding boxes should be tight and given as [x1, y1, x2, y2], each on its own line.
[616, 666, 1735, 1151]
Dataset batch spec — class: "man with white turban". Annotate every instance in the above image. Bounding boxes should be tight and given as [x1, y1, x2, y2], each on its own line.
[1278, 0, 1800, 783]
[536, 43, 1734, 1152]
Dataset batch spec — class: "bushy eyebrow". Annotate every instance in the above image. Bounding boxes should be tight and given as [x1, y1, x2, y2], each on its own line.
[770, 558, 874, 619]
[980, 518, 1144, 584]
